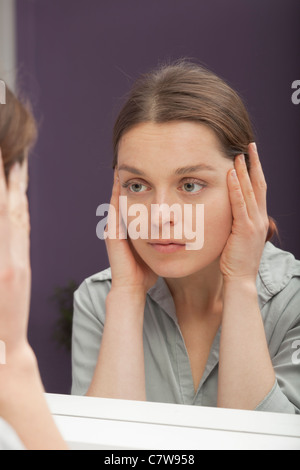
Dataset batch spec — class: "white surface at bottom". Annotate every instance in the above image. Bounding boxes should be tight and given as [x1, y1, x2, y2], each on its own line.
[46, 394, 300, 450]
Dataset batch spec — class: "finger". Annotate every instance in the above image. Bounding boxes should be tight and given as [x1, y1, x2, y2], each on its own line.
[105, 174, 126, 241]
[234, 154, 260, 220]
[8, 163, 23, 217]
[0, 147, 8, 207]
[0, 148, 10, 268]
[248, 143, 268, 216]
[106, 174, 119, 239]
[20, 158, 29, 193]
[227, 168, 249, 224]
[8, 163, 30, 266]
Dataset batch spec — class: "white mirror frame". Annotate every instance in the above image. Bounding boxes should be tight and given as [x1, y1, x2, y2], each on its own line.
[46, 393, 300, 450]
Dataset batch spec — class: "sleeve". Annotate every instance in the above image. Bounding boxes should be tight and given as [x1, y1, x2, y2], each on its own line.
[71, 278, 109, 396]
[255, 314, 300, 414]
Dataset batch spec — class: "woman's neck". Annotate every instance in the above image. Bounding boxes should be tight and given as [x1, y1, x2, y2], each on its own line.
[164, 258, 224, 316]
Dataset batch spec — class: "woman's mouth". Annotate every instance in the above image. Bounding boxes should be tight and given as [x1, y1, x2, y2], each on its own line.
[148, 242, 186, 253]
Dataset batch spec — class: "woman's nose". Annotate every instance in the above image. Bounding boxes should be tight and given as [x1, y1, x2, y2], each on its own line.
[149, 196, 182, 239]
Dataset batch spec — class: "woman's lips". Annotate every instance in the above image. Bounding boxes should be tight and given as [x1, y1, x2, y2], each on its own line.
[148, 243, 186, 253]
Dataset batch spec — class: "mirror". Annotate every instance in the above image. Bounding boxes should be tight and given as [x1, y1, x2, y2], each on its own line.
[3, 0, 299, 413]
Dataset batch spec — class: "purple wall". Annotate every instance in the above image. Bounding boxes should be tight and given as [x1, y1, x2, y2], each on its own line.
[16, 0, 300, 394]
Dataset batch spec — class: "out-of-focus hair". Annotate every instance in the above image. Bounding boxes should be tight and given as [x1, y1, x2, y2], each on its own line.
[0, 83, 37, 182]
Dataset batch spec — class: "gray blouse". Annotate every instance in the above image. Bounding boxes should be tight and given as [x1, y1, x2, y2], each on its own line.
[71, 242, 300, 414]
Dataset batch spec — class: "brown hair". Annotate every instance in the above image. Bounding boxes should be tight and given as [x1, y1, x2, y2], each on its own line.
[0, 82, 37, 182]
[112, 58, 278, 242]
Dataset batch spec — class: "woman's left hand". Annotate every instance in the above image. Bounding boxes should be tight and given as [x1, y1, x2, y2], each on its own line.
[220, 143, 270, 284]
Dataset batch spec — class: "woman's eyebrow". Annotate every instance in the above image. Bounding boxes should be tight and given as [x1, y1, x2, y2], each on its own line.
[118, 163, 216, 176]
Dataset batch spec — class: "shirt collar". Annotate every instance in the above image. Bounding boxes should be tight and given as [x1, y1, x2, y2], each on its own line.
[147, 276, 178, 323]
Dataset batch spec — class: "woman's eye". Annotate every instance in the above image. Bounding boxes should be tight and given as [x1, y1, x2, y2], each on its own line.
[181, 181, 205, 193]
[122, 180, 206, 194]
[123, 182, 148, 193]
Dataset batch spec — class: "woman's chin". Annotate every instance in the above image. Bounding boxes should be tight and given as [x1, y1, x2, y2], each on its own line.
[145, 257, 200, 279]
[132, 241, 220, 279]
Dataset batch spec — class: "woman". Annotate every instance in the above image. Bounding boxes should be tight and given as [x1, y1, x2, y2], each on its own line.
[0, 85, 67, 449]
[72, 59, 300, 413]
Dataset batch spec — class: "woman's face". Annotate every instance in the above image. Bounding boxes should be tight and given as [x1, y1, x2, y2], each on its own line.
[116, 121, 234, 278]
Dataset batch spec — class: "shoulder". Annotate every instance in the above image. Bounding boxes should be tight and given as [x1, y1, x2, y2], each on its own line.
[80, 266, 112, 287]
[258, 242, 300, 332]
[88, 267, 112, 283]
[76, 266, 112, 297]
[258, 242, 300, 301]
[73, 267, 112, 321]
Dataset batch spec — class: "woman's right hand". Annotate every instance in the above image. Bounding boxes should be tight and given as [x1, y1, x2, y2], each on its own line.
[0, 150, 33, 362]
[104, 172, 158, 296]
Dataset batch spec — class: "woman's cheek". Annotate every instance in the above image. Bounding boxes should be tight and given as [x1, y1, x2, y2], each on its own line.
[204, 199, 233, 250]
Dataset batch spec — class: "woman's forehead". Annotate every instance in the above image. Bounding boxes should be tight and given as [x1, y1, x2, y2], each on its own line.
[117, 122, 229, 173]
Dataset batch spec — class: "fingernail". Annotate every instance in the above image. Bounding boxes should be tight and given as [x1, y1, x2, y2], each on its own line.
[251, 142, 257, 152]
[238, 154, 245, 164]
[231, 169, 237, 179]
